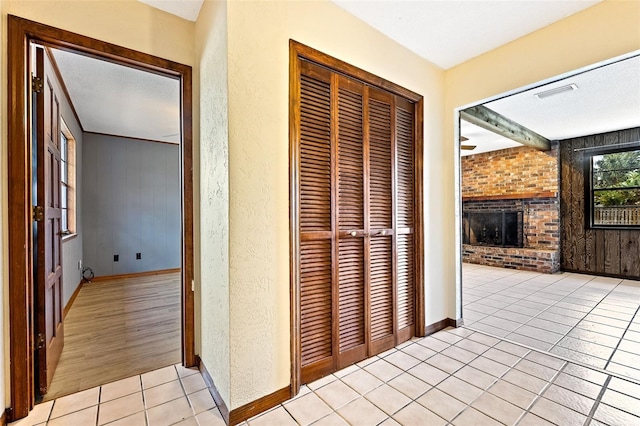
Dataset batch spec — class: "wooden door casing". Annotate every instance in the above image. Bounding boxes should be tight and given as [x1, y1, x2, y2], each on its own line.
[293, 46, 423, 387]
[34, 45, 65, 395]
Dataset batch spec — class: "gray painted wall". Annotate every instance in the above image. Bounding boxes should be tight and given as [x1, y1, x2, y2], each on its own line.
[54, 60, 84, 307]
[82, 133, 180, 277]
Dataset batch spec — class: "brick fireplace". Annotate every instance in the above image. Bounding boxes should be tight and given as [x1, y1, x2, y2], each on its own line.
[462, 143, 560, 273]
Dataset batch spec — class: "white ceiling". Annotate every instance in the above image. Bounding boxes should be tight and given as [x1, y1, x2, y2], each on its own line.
[461, 55, 640, 156]
[138, 0, 204, 21]
[51, 48, 181, 144]
[331, 0, 602, 69]
[486, 55, 640, 141]
[52, 1, 637, 152]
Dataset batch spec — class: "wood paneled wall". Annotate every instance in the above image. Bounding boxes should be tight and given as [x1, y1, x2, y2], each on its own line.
[560, 127, 640, 279]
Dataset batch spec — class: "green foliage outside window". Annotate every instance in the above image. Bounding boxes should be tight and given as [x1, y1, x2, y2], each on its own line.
[592, 150, 640, 206]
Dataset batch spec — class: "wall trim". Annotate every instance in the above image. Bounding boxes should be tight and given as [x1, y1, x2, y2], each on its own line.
[84, 131, 180, 146]
[197, 356, 230, 424]
[45, 47, 84, 132]
[424, 318, 458, 335]
[462, 192, 557, 202]
[90, 268, 181, 283]
[229, 387, 291, 425]
[197, 356, 292, 426]
[63, 279, 84, 319]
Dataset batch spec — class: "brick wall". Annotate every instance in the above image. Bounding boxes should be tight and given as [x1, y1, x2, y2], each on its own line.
[462, 144, 559, 198]
[462, 143, 560, 272]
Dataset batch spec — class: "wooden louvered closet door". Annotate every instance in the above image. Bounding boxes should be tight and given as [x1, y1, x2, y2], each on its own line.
[298, 60, 416, 384]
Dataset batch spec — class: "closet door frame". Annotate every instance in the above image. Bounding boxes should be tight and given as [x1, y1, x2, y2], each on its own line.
[289, 40, 424, 396]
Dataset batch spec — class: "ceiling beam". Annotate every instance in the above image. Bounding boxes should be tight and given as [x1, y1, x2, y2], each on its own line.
[460, 105, 551, 151]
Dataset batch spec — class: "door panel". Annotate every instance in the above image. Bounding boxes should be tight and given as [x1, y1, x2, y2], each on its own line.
[299, 62, 335, 383]
[396, 99, 416, 340]
[34, 46, 64, 395]
[336, 76, 368, 367]
[297, 59, 417, 383]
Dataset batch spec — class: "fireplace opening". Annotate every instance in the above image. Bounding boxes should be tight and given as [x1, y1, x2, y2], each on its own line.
[463, 210, 524, 248]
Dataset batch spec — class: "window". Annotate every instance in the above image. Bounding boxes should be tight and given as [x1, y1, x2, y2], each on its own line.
[588, 148, 640, 228]
[60, 120, 76, 236]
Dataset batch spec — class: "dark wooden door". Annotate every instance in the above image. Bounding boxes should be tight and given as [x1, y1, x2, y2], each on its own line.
[298, 60, 416, 383]
[34, 45, 65, 395]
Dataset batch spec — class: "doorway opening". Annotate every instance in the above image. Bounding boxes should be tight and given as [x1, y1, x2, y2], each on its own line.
[455, 51, 640, 382]
[8, 15, 194, 421]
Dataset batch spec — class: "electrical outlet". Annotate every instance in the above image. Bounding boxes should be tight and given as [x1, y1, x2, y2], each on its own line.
[78, 260, 83, 270]
[136, 253, 141, 260]
[114, 254, 119, 262]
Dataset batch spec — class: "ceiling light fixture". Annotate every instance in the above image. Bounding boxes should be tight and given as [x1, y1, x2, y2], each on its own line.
[534, 83, 578, 99]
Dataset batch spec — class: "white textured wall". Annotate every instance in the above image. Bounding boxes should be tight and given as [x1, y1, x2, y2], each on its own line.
[194, 0, 230, 407]
[1, 0, 195, 409]
[225, 0, 445, 409]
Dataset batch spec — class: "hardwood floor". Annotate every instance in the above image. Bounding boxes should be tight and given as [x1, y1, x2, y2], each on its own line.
[43, 272, 181, 401]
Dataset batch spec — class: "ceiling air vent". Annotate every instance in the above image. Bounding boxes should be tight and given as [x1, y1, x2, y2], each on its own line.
[534, 83, 578, 99]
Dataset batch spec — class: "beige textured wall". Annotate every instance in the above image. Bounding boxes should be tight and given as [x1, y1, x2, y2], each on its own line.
[445, 0, 640, 318]
[194, 0, 230, 408]
[0, 0, 195, 409]
[225, 0, 445, 409]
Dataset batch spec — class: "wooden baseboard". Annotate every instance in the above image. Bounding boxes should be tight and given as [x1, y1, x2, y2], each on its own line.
[424, 318, 458, 335]
[91, 268, 181, 283]
[197, 356, 292, 426]
[197, 356, 230, 424]
[63, 279, 84, 319]
[229, 386, 291, 425]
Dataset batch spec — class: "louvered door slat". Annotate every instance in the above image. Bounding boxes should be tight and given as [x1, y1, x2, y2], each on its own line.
[369, 98, 393, 230]
[370, 237, 393, 341]
[339, 239, 365, 351]
[338, 87, 364, 231]
[397, 235, 414, 329]
[396, 107, 414, 229]
[300, 240, 332, 365]
[300, 74, 332, 233]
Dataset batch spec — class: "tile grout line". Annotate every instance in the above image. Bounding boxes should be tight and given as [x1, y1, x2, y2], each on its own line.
[465, 322, 640, 387]
[512, 360, 568, 426]
[583, 375, 611, 426]
[468, 267, 629, 368]
[603, 304, 640, 370]
[464, 264, 640, 382]
[468, 270, 593, 337]
[505, 272, 611, 345]
[546, 278, 630, 362]
[95, 386, 102, 426]
[139, 374, 149, 426]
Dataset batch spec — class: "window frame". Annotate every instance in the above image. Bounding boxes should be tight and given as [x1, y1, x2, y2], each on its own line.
[584, 145, 640, 230]
[60, 119, 76, 238]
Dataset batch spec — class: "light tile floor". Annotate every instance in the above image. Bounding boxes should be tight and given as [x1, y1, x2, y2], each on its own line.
[10, 363, 224, 426]
[463, 263, 640, 381]
[11, 264, 640, 426]
[11, 327, 640, 425]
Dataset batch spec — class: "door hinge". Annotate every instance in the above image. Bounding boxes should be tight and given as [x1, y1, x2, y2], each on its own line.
[32, 75, 43, 94]
[33, 205, 44, 222]
[36, 332, 45, 350]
